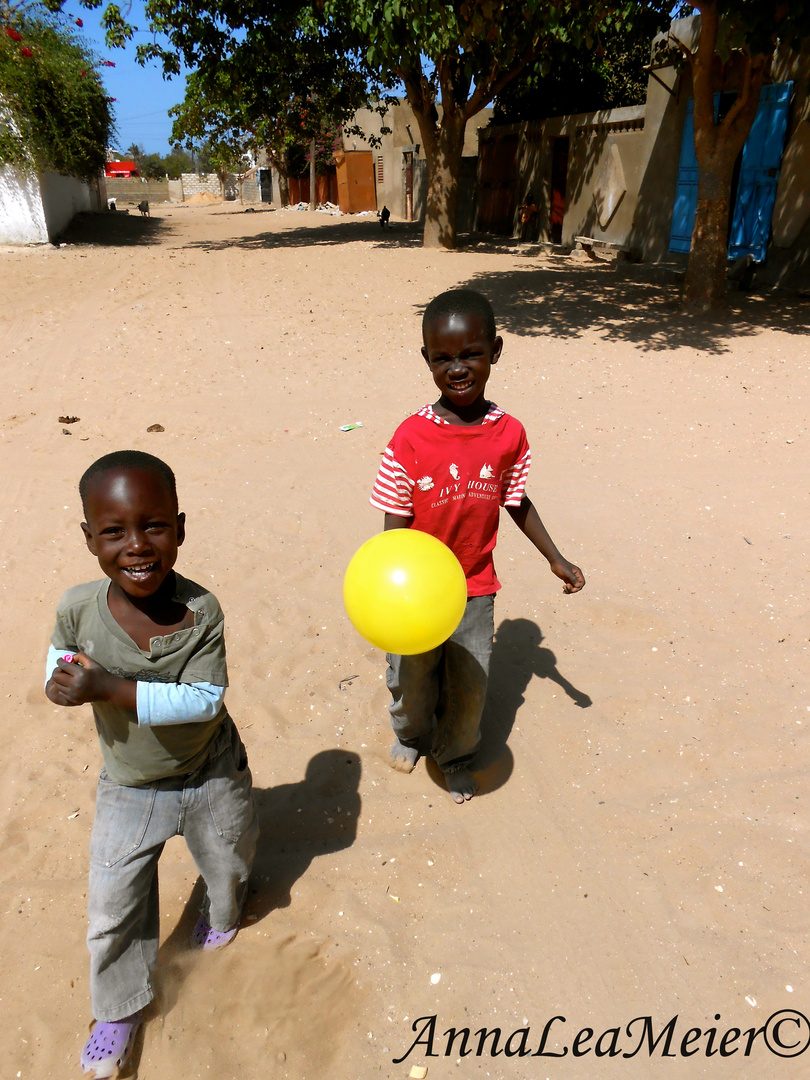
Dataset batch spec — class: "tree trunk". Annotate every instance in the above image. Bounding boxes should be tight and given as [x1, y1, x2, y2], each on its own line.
[413, 105, 466, 249]
[278, 171, 290, 206]
[683, 159, 735, 311]
[681, 1, 768, 311]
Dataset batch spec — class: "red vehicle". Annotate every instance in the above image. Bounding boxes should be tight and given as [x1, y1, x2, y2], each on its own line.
[104, 160, 140, 178]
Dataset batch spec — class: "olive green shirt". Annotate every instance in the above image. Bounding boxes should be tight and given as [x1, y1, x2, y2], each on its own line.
[50, 573, 229, 786]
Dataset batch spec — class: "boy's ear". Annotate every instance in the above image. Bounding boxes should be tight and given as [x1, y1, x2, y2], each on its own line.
[177, 512, 186, 547]
[491, 335, 504, 365]
[80, 521, 98, 556]
[421, 345, 430, 366]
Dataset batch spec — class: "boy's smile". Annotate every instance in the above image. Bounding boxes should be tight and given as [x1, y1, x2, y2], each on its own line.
[422, 312, 503, 422]
[81, 468, 185, 605]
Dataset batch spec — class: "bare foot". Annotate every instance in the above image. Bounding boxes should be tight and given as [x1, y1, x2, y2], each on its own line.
[390, 739, 419, 773]
[443, 767, 478, 803]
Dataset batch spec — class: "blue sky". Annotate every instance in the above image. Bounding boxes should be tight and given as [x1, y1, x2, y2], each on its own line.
[61, 0, 189, 155]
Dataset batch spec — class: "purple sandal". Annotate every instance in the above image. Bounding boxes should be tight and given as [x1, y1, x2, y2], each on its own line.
[80, 1014, 141, 1077]
[191, 913, 239, 951]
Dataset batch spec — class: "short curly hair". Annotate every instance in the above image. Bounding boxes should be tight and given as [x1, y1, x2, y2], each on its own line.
[79, 451, 177, 513]
[422, 289, 496, 344]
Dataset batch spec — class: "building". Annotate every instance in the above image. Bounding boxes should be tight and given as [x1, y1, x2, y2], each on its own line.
[346, 98, 492, 227]
[477, 16, 810, 289]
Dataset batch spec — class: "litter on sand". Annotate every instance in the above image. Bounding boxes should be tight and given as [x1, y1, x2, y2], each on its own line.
[340, 422, 363, 431]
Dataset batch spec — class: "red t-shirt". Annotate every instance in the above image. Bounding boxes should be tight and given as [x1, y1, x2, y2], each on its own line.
[370, 404, 531, 596]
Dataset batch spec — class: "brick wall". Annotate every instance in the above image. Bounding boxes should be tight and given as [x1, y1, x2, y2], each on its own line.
[180, 173, 221, 198]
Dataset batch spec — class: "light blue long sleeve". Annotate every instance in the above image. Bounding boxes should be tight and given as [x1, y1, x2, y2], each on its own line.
[136, 680, 225, 726]
[45, 645, 225, 726]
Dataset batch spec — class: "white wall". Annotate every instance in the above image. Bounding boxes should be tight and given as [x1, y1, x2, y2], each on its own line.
[0, 164, 48, 244]
[0, 166, 92, 244]
[38, 171, 91, 237]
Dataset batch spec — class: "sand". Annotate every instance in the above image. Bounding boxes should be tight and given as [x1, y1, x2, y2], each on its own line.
[1, 203, 808, 1079]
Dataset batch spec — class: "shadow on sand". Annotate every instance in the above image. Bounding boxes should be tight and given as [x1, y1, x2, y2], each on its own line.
[424, 618, 592, 799]
[150, 749, 360, 1017]
[448, 262, 809, 354]
[181, 215, 425, 253]
[59, 210, 174, 247]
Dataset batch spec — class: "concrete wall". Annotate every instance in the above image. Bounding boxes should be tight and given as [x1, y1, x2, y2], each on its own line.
[38, 171, 91, 237]
[105, 177, 171, 204]
[1, 165, 96, 244]
[0, 165, 48, 243]
[761, 41, 810, 288]
[549, 106, 648, 248]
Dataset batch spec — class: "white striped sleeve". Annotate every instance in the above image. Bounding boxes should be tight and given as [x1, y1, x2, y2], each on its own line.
[501, 448, 531, 506]
[370, 447, 414, 516]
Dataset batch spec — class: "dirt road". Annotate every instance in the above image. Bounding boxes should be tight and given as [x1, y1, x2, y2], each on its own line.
[1, 204, 809, 1079]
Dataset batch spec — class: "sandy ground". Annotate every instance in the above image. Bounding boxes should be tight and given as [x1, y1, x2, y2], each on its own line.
[1, 203, 809, 1080]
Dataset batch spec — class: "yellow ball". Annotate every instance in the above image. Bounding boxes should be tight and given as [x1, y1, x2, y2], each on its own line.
[343, 529, 467, 655]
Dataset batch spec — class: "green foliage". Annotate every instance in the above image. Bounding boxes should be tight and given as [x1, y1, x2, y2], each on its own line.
[121, 140, 192, 179]
[0, 13, 113, 179]
[494, 3, 672, 121]
[169, 69, 256, 172]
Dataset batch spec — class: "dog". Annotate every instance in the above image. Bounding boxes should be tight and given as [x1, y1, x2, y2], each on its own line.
[137, 200, 150, 217]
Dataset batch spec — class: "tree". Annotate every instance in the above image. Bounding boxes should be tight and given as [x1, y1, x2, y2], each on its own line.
[327, 0, 635, 248]
[494, 4, 671, 121]
[63, 0, 649, 249]
[168, 37, 375, 208]
[666, 2, 810, 310]
[169, 70, 258, 199]
[0, 7, 114, 180]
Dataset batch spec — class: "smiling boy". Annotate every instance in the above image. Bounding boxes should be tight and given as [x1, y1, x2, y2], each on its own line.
[46, 450, 258, 1077]
[371, 289, 584, 803]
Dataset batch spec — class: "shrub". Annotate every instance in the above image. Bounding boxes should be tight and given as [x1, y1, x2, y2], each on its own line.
[0, 16, 114, 180]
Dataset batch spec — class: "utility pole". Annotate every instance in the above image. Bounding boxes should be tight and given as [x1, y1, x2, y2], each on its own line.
[309, 137, 316, 211]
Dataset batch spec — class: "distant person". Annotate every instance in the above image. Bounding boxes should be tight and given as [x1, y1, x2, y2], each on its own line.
[45, 451, 259, 1077]
[518, 192, 538, 240]
[370, 289, 585, 803]
[379, 205, 391, 228]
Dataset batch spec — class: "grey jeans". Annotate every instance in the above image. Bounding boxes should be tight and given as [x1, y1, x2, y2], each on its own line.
[87, 718, 259, 1021]
[386, 594, 495, 772]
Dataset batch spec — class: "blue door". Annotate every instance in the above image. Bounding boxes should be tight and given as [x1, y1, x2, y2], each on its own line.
[669, 99, 698, 253]
[728, 82, 793, 260]
[668, 82, 793, 260]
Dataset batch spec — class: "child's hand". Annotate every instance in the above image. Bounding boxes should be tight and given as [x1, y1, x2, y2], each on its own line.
[46, 653, 112, 706]
[550, 558, 585, 594]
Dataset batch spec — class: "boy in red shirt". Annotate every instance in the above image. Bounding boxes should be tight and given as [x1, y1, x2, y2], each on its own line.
[371, 289, 584, 803]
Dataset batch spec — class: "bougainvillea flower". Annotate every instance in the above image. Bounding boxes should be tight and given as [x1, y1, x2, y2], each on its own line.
[103, 60, 116, 66]
[75, 17, 83, 27]
[6, 27, 23, 41]
[20, 46, 32, 56]
[106, 96, 116, 102]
